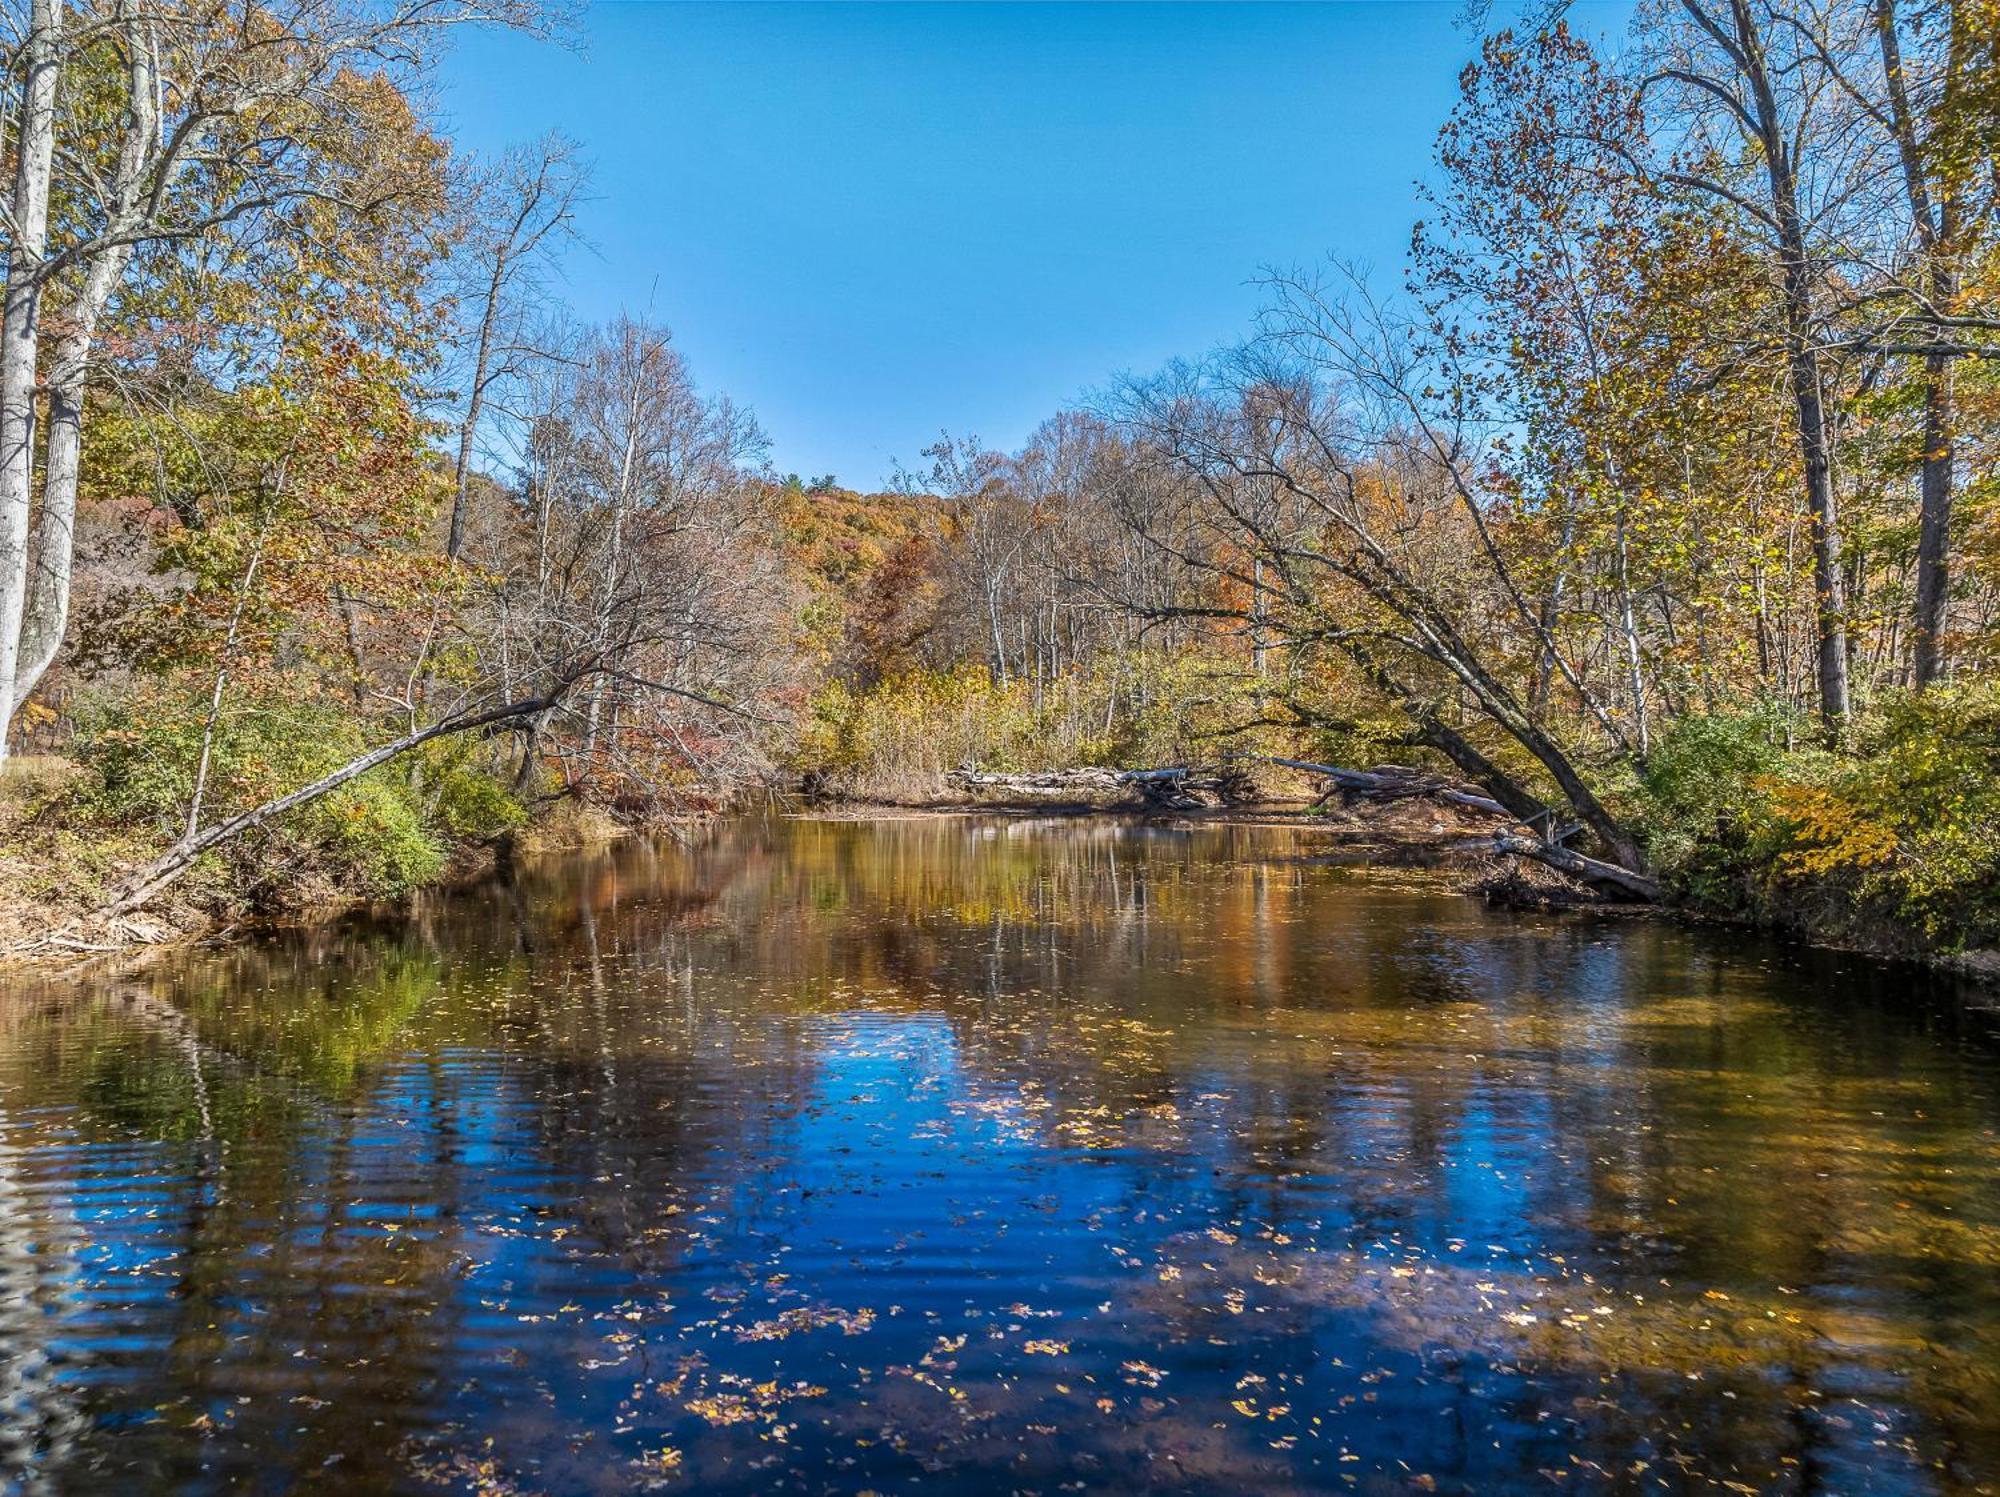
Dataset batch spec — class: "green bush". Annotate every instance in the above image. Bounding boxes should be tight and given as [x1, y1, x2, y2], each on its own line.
[1629, 689, 2000, 951]
[70, 682, 524, 905]
[311, 777, 445, 896]
[1631, 702, 1801, 907]
[1755, 686, 2000, 949]
[422, 742, 530, 839]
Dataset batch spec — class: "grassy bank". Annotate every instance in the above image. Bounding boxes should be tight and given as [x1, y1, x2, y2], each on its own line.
[0, 686, 634, 959]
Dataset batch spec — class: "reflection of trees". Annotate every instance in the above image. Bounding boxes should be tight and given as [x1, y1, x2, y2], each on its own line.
[0, 815, 1995, 1491]
[0, 850, 784, 1492]
[0, 1115, 87, 1494]
[496, 816, 2000, 1490]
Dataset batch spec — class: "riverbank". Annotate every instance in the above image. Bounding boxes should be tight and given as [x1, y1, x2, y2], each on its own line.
[0, 773, 1556, 972]
[804, 789, 2000, 990]
[7, 768, 1998, 992]
[0, 756, 639, 969]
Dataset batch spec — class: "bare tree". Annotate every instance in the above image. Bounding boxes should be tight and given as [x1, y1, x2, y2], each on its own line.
[1110, 274, 1650, 871]
[445, 132, 588, 562]
[477, 316, 782, 801]
[895, 433, 1031, 686]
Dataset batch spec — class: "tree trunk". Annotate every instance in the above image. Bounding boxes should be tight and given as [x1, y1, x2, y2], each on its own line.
[1873, 0, 1962, 687]
[1384, 622, 1643, 867]
[14, 242, 134, 713]
[1790, 331, 1850, 728]
[514, 707, 550, 791]
[1410, 716, 1547, 824]
[1730, 0, 1850, 728]
[1776, 197, 1848, 732]
[1312, 558, 1643, 865]
[446, 246, 511, 562]
[1493, 834, 1664, 901]
[8, 9, 152, 734]
[1912, 353, 1955, 684]
[987, 583, 1009, 688]
[0, 0, 61, 758]
[1615, 512, 1649, 755]
[1340, 642, 1550, 825]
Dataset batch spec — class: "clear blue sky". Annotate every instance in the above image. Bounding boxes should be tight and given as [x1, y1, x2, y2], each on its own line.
[440, 2, 1632, 489]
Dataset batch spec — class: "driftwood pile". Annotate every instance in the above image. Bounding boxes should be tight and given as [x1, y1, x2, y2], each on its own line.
[944, 763, 1259, 810]
[943, 756, 1662, 901]
[1268, 757, 1661, 901]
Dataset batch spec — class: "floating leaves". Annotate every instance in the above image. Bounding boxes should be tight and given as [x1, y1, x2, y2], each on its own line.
[734, 1305, 876, 1342]
[683, 1379, 827, 1428]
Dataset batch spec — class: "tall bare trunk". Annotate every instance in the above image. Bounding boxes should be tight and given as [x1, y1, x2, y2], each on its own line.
[1730, 0, 1849, 728]
[7, 6, 153, 736]
[446, 247, 511, 562]
[0, 0, 61, 758]
[1875, 0, 1964, 686]
[15, 242, 134, 715]
[1613, 508, 1649, 756]
[987, 584, 1008, 688]
[1788, 324, 1850, 727]
[1911, 353, 1954, 684]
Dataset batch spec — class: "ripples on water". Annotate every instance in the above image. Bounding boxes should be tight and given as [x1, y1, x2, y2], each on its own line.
[1, 816, 1998, 1495]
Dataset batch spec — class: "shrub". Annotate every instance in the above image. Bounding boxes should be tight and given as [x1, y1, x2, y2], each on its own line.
[1756, 686, 2000, 949]
[68, 681, 523, 906]
[422, 741, 530, 839]
[1631, 702, 1801, 907]
[789, 653, 1282, 798]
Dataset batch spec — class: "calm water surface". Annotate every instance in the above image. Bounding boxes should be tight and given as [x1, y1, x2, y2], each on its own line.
[2, 816, 1998, 1496]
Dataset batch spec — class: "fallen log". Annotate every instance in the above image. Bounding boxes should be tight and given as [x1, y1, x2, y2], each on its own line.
[102, 689, 566, 917]
[1268, 757, 1660, 900]
[1492, 834, 1663, 902]
[944, 764, 1256, 810]
[946, 767, 1125, 793]
[1266, 758, 1515, 820]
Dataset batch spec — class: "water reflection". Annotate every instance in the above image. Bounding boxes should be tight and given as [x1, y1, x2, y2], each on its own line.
[1, 815, 1997, 1495]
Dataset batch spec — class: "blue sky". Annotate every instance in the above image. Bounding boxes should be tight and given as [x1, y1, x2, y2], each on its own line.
[439, 2, 1633, 489]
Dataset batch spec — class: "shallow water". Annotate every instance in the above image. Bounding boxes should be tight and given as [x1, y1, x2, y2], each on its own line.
[2, 815, 1998, 1496]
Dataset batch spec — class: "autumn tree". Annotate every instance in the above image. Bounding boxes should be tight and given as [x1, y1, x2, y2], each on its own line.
[0, 0, 548, 758]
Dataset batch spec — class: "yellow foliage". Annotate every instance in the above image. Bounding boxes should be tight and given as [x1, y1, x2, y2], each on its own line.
[1760, 781, 1900, 877]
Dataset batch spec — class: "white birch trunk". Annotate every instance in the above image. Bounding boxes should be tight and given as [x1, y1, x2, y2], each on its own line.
[16, 244, 133, 709]
[0, 0, 61, 757]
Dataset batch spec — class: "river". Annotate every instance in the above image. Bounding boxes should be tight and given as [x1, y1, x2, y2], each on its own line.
[1, 815, 1996, 1494]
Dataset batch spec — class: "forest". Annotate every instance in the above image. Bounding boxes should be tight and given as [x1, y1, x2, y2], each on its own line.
[2, 0, 1998, 963]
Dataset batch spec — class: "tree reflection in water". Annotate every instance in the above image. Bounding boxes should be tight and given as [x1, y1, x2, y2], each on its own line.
[1, 815, 1997, 1494]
